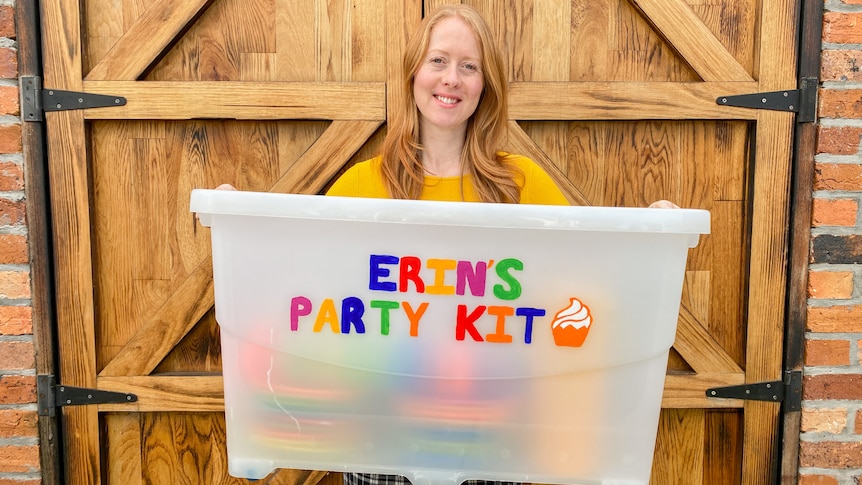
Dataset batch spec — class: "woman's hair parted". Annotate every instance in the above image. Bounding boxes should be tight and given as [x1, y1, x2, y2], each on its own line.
[379, 4, 521, 203]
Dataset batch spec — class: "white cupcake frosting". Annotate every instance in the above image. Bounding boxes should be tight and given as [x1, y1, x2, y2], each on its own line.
[552, 297, 592, 330]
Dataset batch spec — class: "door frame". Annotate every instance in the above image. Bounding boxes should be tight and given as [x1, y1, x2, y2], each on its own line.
[780, 0, 823, 483]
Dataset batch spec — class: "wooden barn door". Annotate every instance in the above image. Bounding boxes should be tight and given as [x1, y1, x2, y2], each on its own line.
[40, 0, 797, 484]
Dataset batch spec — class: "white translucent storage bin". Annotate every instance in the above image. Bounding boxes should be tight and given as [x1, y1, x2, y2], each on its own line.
[190, 189, 710, 485]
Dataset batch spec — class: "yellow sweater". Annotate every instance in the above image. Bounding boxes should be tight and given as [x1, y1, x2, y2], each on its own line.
[326, 153, 569, 205]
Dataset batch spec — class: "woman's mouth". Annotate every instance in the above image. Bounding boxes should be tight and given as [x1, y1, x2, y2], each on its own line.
[435, 95, 459, 105]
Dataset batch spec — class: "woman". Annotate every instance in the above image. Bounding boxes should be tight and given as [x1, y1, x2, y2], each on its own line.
[338, 7, 566, 485]
[325, 4, 569, 208]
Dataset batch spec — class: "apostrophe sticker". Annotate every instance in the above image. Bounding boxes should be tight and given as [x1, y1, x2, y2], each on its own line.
[551, 298, 592, 347]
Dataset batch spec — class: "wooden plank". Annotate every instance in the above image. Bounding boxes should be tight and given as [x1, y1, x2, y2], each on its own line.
[98, 372, 745, 412]
[317, 0, 348, 81]
[674, 304, 743, 374]
[17, 0, 61, 480]
[569, 0, 609, 81]
[99, 376, 224, 412]
[741, 0, 799, 476]
[704, 410, 744, 484]
[629, 0, 753, 82]
[80, 81, 386, 120]
[86, 0, 214, 81]
[662, 373, 745, 408]
[91, 121, 137, 367]
[41, 0, 102, 482]
[350, 0, 386, 82]
[508, 82, 759, 120]
[275, 0, 315, 81]
[741, 108, 795, 484]
[385, 0, 422, 121]
[532, 0, 570, 81]
[99, 120, 381, 376]
[140, 413, 233, 483]
[106, 414, 143, 482]
[564, 122, 606, 204]
[707, 200, 747, 365]
[650, 409, 706, 484]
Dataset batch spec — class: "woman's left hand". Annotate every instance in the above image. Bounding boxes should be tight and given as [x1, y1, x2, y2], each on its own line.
[648, 199, 680, 209]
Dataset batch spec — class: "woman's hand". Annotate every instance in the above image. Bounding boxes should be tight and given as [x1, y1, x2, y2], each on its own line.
[648, 199, 679, 209]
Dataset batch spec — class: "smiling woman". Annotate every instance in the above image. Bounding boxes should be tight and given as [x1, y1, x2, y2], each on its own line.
[326, 4, 569, 208]
[329, 5, 568, 485]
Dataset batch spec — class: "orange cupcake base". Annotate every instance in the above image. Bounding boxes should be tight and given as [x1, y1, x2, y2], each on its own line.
[552, 325, 590, 347]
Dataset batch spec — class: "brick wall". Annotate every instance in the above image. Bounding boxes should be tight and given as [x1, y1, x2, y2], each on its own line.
[799, 1, 862, 484]
[0, 0, 40, 483]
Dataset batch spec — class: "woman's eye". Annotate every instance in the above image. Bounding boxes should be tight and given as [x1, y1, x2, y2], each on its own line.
[458, 62, 481, 75]
[429, 57, 445, 65]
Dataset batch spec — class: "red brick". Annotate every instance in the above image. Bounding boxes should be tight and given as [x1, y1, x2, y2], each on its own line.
[0, 161, 24, 191]
[801, 407, 847, 433]
[805, 339, 851, 366]
[0, 445, 39, 473]
[808, 306, 862, 332]
[0, 123, 21, 153]
[799, 474, 840, 485]
[803, 374, 862, 400]
[817, 126, 862, 155]
[821, 50, 862, 83]
[814, 163, 862, 191]
[0, 375, 36, 404]
[820, 89, 862, 119]
[812, 199, 858, 227]
[0, 197, 26, 225]
[0, 480, 41, 485]
[0, 234, 27, 264]
[0, 306, 32, 335]
[0, 85, 18, 116]
[0, 409, 37, 438]
[0, 48, 15, 79]
[800, 441, 862, 468]
[0, 6, 15, 39]
[808, 271, 854, 299]
[824, 13, 862, 44]
[0, 271, 29, 299]
[0, 341, 34, 369]
[857, 409, 862, 434]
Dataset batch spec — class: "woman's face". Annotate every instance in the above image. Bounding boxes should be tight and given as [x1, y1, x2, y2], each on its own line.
[413, 16, 484, 136]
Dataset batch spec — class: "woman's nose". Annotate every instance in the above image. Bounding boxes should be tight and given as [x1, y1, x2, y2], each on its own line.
[441, 64, 460, 87]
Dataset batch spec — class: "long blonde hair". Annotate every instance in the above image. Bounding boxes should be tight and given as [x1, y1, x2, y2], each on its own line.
[380, 4, 520, 203]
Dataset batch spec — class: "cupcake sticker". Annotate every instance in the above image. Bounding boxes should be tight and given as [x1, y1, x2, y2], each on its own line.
[551, 297, 592, 347]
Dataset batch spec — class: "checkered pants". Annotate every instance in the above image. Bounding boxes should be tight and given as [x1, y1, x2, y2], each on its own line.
[343, 473, 521, 485]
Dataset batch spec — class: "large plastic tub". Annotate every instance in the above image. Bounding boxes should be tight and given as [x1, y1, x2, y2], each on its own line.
[191, 189, 710, 485]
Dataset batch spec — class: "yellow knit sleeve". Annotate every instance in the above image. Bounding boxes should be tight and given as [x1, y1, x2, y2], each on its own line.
[325, 157, 390, 198]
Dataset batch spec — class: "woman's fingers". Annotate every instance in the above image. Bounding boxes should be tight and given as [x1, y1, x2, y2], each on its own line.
[648, 199, 680, 209]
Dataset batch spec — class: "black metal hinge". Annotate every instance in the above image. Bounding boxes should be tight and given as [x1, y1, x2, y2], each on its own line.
[37, 375, 137, 417]
[20, 75, 127, 122]
[716, 77, 818, 123]
[706, 370, 802, 412]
